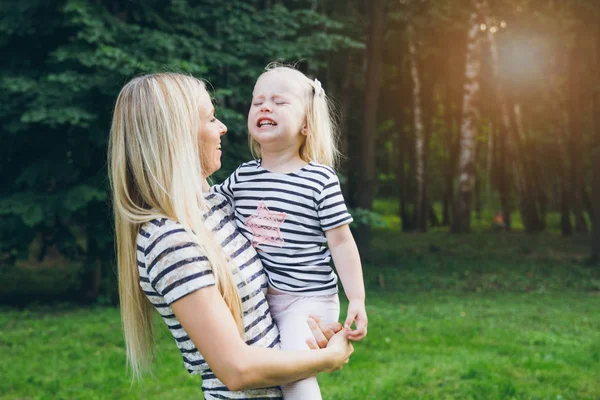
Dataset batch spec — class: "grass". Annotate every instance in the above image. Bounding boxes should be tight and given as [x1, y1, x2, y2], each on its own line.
[2, 290, 599, 400]
[2, 208, 600, 399]
[320, 291, 600, 399]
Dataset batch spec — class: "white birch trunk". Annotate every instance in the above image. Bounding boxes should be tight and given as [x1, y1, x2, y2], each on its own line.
[408, 24, 426, 232]
[452, 0, 483, 233]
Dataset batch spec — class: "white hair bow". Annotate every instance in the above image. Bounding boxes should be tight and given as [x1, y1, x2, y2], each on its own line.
[313, 78, 325, 97]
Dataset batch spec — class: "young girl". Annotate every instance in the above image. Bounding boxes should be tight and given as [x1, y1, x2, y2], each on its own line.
[213, 65, 367, 399]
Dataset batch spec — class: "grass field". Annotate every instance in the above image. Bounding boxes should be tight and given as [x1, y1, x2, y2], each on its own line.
[2, 290, 598, 400]
[2, 213, 600, 399]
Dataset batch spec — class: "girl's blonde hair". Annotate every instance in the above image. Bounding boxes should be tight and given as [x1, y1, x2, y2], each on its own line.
[249, 64, 341, 168]
[108, 72, 243, 380]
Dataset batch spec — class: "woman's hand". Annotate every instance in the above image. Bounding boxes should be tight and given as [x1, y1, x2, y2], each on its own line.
[305, 315, 353, 372]
[323, 329, 354, 372]
[305, 314, 343, 349]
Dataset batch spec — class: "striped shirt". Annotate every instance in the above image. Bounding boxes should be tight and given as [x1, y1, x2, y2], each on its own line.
[211, 160, 353, 296]
[137, 193, 283, 400]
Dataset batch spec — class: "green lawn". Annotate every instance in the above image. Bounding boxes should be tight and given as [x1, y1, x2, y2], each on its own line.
[2, 228, 600, 399]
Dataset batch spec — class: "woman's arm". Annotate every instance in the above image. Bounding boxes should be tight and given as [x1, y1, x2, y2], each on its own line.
[171, 286, 353, 391]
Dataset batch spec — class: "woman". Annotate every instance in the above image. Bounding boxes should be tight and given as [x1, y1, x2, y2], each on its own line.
[108, 72, 353, 399]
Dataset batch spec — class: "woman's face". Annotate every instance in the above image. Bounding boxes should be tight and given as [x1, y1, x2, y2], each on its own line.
[198, 91, 227, 177]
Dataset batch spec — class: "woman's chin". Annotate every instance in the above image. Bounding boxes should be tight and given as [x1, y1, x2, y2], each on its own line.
[212, 161, 222, 174]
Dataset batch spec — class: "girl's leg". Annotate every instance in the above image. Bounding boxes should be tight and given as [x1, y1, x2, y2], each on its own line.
[267, 292, 340, 400]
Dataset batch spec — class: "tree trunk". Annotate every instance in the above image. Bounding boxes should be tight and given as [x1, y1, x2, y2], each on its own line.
[556, 120, 574, 237]
[356, 0, 384, 256]
[474, 163, 482, 219]
[486, 121, 493, 210]
[487, 15, 541, 232]
[403, 131, 417, 231]
[393, 78, 410, 232]
[429, 204, 440, 227]
[452, 0, 483, 233]
[567, 37, 589, 233]
[497, 130, 512, 230]
[531, 122, 548, 230]
[546, 78, 574, 236]
[408, 24, 427, 232]
[442, 96, 454, 226]
[441, 29, 466, 228]
[334, 52, 357, 203]
[512, 103, 543, 231]
[395, 121, 408, 230]
[583, 187, 594, 223]
[82, 230, 101, 301]
[592, 22, 600, 263]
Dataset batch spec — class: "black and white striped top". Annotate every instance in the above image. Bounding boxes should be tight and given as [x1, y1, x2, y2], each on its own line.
[137, 193, 283, 400]
[212, 160, 353, 296]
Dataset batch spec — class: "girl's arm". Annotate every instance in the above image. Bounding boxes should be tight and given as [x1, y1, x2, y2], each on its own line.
[170, 285, 353, 392]
[326, 224, 368, 341]
[210, 168, 237, 203]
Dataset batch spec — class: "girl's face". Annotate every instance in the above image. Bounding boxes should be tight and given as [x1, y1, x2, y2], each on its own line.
[198, 91, 227, 177]
[248, 72, 307, 153]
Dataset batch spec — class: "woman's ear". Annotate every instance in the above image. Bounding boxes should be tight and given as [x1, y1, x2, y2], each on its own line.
[301, 122, 308, 136]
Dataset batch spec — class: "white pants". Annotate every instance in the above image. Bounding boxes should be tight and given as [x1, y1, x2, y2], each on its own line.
[266, 291, 340, 400]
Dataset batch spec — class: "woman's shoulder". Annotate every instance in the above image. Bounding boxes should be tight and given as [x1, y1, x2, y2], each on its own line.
[139, 217, 180, 234]
[137, 218, 186, 252]
[139, 217, 175, 235]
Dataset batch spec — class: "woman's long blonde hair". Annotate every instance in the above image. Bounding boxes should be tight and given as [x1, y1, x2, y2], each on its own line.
[249, 64, 341, 168]
[108, 72, 243, 380]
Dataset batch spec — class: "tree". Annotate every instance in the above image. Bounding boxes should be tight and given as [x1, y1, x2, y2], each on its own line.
[356, 0, 384, 254]
[591, 9, 600, 263]
[0, 0, 354, 300]
[408, 23, 427, 232]
[452, 0, 484, 233]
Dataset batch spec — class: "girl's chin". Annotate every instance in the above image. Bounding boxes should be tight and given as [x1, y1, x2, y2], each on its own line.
[250, 133, 278, 145]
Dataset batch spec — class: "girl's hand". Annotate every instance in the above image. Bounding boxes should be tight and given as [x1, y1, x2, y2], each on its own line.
[344, 300, 368, 341]
[324, 329, 354, 372]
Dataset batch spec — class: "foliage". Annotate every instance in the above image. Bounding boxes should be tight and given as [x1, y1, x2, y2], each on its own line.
[0, 264, 83, 305]
[349, 207, 388, 229]
[0, 0, 357, 280]
[3, 0, 600, 302]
